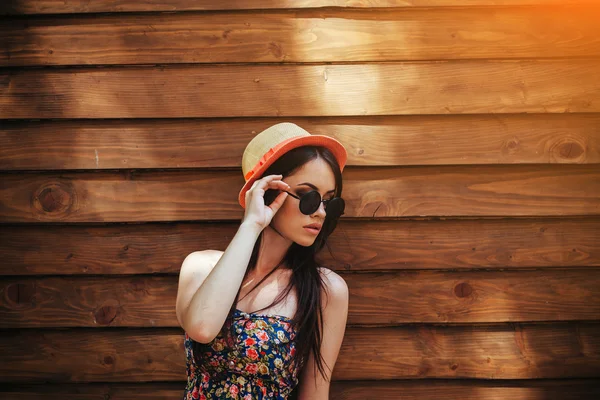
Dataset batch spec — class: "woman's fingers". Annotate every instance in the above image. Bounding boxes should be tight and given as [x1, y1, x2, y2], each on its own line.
[242, 174, 291, 229]
[268, 190, 289, 213]
[248, 174, 277, 192]
[253, 174, 288, 190]
[254, 174, 281, 188]
[248, 175, 289, 197]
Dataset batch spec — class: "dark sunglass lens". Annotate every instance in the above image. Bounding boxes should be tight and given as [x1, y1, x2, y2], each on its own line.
[326, 197, 345, 218]
[299, 190, 321, 215]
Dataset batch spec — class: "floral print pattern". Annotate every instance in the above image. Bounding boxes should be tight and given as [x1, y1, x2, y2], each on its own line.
[183, 309, 299, 399]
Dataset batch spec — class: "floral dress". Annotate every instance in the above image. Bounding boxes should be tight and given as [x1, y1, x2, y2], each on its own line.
[183, 309, 299, 399]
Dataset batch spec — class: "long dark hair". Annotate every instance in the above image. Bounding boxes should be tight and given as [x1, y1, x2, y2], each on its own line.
[230, 145, 344, 383]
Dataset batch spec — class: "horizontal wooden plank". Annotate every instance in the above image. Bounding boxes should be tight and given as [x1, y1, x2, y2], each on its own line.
[2, 380, 600, 400]
[1, 60, 599, 118]
[341, 165, 600, 218]
[2, 114, 599, 170]
[2, 269, 600, 327]
[347, 269, 600, 324]
[0, 323, 598, 381]
[320, 218, 600, 272]
[337, 323, 600, 380]
[3, 7, 600, 66]
[2, 218, 599, 276]
[0, 0, 597, 15]
[331, 379, 600, 400]
[1, 165, 599, 222]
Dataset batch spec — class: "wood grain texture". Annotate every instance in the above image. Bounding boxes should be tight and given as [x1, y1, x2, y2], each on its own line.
[2, 380, 600, 400]
[2, 114, 599, 170]
[1, 165, 599, 222]
[335, 323, 600, 380]
[3, 7, 600, 66]
[0, 379, 600, 400]
[2, 270, 600, 327]
[1, 0, 598, 394]
[330, 379, 600, 400]
[2, 218, 599, 276]
[0, 323, 598, 381]
[2, 60, 599, 119]
[1, 0, 598, 14]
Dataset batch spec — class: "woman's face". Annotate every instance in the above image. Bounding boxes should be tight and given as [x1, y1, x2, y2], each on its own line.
[270, 157, 337, 247]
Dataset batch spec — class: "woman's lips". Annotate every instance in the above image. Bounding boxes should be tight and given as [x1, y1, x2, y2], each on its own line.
[303, 227, 320, 235]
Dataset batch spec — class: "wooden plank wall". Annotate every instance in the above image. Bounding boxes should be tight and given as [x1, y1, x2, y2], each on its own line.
[1, 0, 600, 398]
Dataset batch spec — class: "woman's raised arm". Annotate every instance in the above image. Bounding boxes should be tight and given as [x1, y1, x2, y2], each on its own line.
[175, 174, 290, 343]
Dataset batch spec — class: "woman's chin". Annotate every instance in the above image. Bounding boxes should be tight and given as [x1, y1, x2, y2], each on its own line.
[295, 233, 318, 247]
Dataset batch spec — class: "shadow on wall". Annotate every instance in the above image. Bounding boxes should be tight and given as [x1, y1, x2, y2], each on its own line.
[0, 0, 24, 14]
[1, 0, 63, 119]
[0, 0, 138, 171]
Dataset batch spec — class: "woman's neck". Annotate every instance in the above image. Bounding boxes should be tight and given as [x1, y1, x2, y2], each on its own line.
[255, 225, 292, 275]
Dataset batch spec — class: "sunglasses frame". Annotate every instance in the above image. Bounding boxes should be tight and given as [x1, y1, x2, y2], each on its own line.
[282, 189, 345, 217]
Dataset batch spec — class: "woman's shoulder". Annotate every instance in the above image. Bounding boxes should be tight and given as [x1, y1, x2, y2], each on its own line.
[182, 249, 223, 265]
[180, 249, 224, 278]
[317, 267, 349, 306]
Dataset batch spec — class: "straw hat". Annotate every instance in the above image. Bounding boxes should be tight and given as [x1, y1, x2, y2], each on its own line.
[238, 122, 348, 208]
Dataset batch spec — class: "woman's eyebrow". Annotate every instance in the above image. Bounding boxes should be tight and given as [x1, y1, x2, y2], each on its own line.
[296, 182, 335, 193]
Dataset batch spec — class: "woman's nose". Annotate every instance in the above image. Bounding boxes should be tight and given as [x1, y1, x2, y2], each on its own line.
[313, 200, 327, 217]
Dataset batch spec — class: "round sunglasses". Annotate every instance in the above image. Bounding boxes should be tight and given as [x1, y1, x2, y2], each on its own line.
[283, 189, 345, 217]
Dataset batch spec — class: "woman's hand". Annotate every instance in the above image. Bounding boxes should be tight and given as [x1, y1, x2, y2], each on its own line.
[242, 174, 290, 231]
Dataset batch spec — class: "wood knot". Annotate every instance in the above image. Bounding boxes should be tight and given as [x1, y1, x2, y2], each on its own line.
[131, 278, 146, 292]
[557, 141, 584, 159]
[118, 244, 130, 259]
[417, 364, 431, 376]
[32, 181, 77, 219]
[450, 363, 459, 370]
[103, 355, 115, 365]
[5, 282, 35, 308]
[549, 136, 586, 163]
[94, 304, 118, 325]
[502, 137, 520, 155]
[454, 282, 473, 298]
[268, 42, 284, 59]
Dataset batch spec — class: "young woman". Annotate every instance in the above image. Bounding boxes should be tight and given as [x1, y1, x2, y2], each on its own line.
[176, 122, 349, 399]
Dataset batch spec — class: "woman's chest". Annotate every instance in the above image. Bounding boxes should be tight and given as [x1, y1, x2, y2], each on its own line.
[189, 312, 298, 380]
[237, 270, 298, 319]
